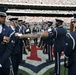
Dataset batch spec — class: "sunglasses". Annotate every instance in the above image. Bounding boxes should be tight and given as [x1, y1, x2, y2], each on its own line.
[0, 15, 6, 17]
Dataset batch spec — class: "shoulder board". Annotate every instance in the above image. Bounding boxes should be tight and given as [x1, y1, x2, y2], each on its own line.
[67, 33, 75, 50]
[9, 31, 15, 38]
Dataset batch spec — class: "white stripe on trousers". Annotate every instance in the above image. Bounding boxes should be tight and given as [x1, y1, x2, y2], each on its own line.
[57, 52, 59, 74]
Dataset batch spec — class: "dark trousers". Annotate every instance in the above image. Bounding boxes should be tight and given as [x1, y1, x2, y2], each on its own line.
[47, 44, 53, 61]
[54, 51, 61, 75]
[0, 67, 10, 75]
[43, 44, 48, 53]
[68, 62, 76, 75]
[34, 38, 38, 45]
[11, 53, 22, 75]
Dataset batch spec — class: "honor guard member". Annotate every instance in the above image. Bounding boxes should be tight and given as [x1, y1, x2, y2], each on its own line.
[18, 20, 26, 58]
[64, 14, 76, 75]
[22, 21, 30, 52]
[42, 21, 49, 54]
[18, 21, 31, 54]
[0, 5, 15, 75]
[36, 19, 67, 75]
[51, 19, 67, 75]
[9, 18, 22, 75]
[38, 25, 44, 48]
[32, 23, 38, 45]
[24, 22, 31, 51]
[45, 21, 54, 62]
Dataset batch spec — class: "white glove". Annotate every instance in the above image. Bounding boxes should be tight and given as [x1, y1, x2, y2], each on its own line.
[26, 29, 29, 32]
[3, 36, 9, 40]
[64, 55, 69, 59]
[15, 33, 22, 37]
[48, 28, 52, 32]
[0, 64, 2, 67]
[17, 33, 22, 36]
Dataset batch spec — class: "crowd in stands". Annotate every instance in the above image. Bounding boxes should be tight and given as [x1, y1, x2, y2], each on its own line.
[0, 0, 76, 5]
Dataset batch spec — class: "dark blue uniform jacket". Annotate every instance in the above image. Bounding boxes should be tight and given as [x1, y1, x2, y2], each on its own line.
[0, 25, 15, 68]
[64, 30, 76, 65]
[48, 26, 67, 52]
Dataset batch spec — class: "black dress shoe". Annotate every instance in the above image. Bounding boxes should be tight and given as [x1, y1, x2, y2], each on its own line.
[43, 51, 48, 54]
[46, 59, 53, 62]
[20, 60, 25, 63]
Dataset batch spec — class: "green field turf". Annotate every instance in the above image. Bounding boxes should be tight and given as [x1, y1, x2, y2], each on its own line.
[18, 69, 30, 75]
[43, 65, 68, 75]
[14, 65, 68, 75]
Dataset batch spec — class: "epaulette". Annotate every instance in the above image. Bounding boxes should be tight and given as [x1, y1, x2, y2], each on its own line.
[66, 33, 75, 50]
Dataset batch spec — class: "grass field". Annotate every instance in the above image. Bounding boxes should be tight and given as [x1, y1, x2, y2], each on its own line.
[16, 65, 68, 75]
[18, 69, 30, 75]
[43, 65, 68, 75]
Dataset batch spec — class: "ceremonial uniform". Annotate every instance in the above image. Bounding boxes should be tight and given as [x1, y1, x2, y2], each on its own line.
[9, 18, 22, 75]
[48, 19, 67, 75]
[45, 21, 54, 62]
[38, 25, 44, 48]
[24, 24, 31, 51]
[32, 24, 39, 45]
[0, 25, 15, 75]
[42, 22, 49, 54]
[64, 31, 76, 75]
[64, 14, 76, 75]
[0, 5, 15, 75]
